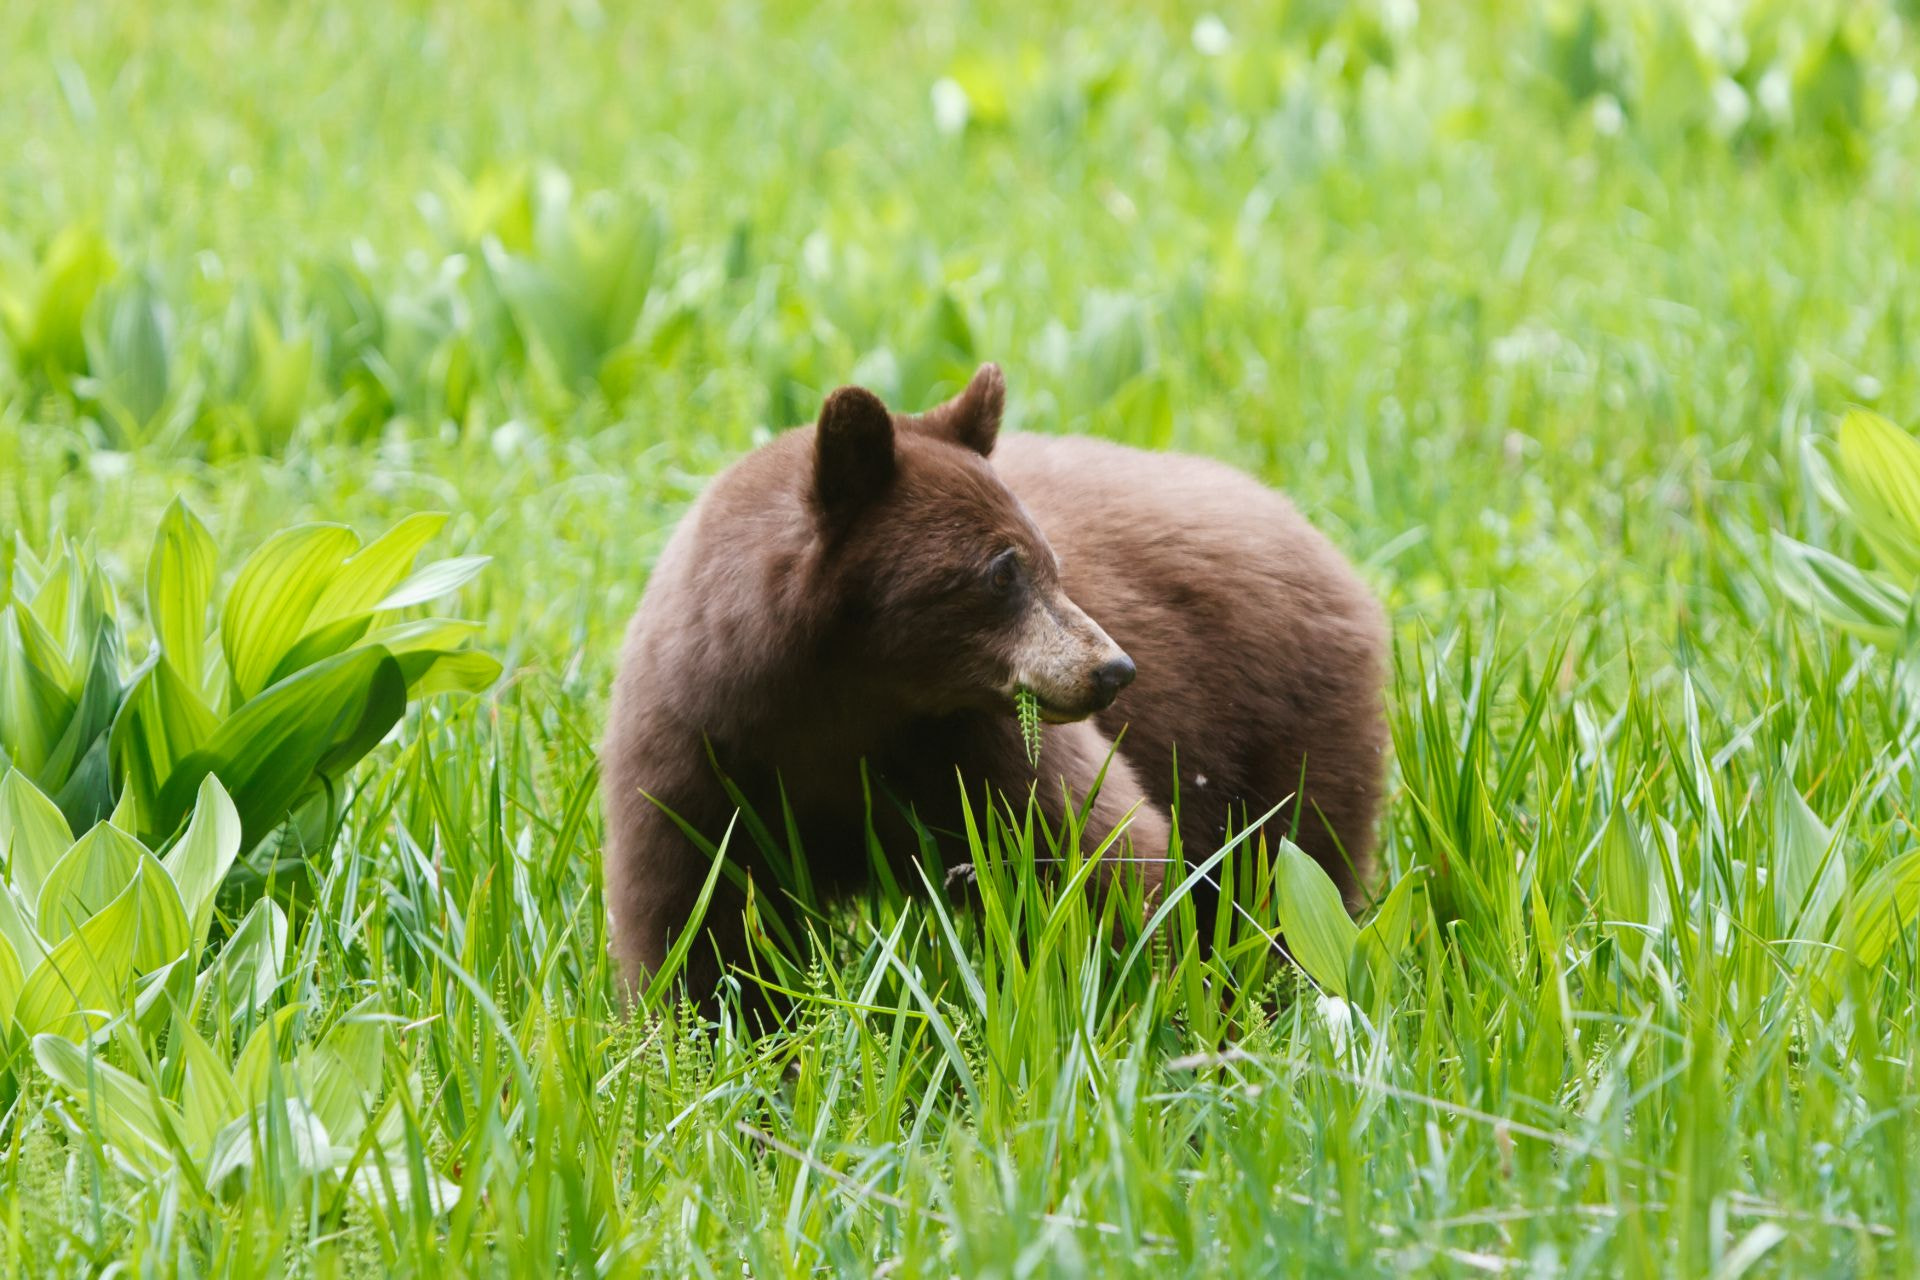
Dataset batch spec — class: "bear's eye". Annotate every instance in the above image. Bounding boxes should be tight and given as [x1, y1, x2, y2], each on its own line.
[987, 549, 1021, 596]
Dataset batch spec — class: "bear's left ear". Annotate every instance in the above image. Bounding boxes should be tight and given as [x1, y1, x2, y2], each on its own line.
[813, 384, 896, 523]
[916, 363, 1005, 456]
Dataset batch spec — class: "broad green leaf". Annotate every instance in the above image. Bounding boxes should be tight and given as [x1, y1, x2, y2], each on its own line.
[360, 618, 482, 655]
[0, 606, 75, 777]
[1598, 806, 1668, 983]
[308, 513, 448, 626]
[1, 766, 76, 906]
[1351, 867, 1424, 1007]
[9, 591, 76, 691]
[153, 646, 406, 850]
[5, 227, 114, 382]
[195, 897, 287, 1018]
[1834, 408, 1920, 582]
[0, 885, 41, 981]
[109, 653, 219, 844]
[0, 928, 23, 1026]
[1773, 781, 1846, 945]
[1274, 837, 1359, 997]
[1771, 531, 1909, 648]
[33, 1034, 182, 1164]
[265, 614, 373, 688]
[233, 1004, 303, 1101]
[370, 555, 489, 613]
[172, 1020, 243, 1157]
[1826, 850, 1920, 990]
[35, 820, 146, 945]
[43, 623, 121, 831]
[304, 999, 387, 1147]
[16, 871, 140, 1040]
[146, 498, 217, 696]
[162, 775, 242, 948]
[219, 524, 360, 702]
[396, 649, 502, 698]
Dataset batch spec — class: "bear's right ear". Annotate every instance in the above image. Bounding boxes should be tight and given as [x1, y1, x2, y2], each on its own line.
[813, 385, 896, 522]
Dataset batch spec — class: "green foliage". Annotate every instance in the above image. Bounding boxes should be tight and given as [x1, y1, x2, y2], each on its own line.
[9, 0, 1920, 1272]
[1777, 408, 1920, 654]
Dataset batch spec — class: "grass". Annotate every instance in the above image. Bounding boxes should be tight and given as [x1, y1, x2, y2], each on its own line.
[6, 0, 1920, 1273]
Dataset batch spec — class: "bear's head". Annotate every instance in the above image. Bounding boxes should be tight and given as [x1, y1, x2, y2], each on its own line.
[808, 364, 1134, 726]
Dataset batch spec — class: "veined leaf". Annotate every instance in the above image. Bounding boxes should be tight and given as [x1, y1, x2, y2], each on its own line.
[154, 646, 407, 851]
[1598, 805, 1668, 983]
[194, 897, 287, 1018]
[16, 870, 141, 1039]
[220, 524, 360, 703]
[161, 775, 242, 950]
[172, 1019, 243, 1157]
[1, 766, 76, 906]
[370, 554, 489, 613]
[1825, 849, 1920, 990]
[1274, 837, 1359, 998]
[110, 653, 220, 845]
[1771, 531, 1910, 650]
[0, 606, 76, 778]
[1834, 408, 1920, 583]
[146, 498, 216, 697]
[304, 999, 387, 1147]
[1773, 780, 1846, 946]
[35, 820, 147, 946]
[308, 513, 448, 626]
[33, 1034, 183, 1165]
[1351, 867, 1424, 1009]
[0, 928, 21, 1027]
[395, 649, 501, 698]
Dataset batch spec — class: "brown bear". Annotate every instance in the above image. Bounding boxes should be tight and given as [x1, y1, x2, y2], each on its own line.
[602, 364, 1387, 1005]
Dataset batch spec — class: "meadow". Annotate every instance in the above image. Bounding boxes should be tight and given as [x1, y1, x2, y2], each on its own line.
[5, 0, 1920, 1274]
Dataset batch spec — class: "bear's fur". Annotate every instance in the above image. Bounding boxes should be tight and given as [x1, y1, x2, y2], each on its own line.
[602, 364, 1387, 1003]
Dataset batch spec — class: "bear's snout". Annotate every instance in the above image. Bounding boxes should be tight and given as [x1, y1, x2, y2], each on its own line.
[1089, 654, 1136, 709]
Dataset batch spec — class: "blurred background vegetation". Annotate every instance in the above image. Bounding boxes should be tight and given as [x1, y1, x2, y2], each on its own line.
[7, 0, 1920, 1273]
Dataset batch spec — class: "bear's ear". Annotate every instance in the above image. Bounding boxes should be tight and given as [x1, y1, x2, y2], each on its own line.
[813, 385, 896, 521]
[917, 363, 1005, 456]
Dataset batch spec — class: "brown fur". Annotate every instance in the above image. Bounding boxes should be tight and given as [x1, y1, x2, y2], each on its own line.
[601, 365, 1387, 1004]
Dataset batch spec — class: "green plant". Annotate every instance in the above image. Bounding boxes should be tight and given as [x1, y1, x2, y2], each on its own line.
[1775, 408, 1920, 656]
[5, 500, 499, 885]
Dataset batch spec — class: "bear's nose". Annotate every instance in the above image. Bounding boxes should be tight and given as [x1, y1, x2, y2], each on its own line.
[1090, 654, 1136, 707]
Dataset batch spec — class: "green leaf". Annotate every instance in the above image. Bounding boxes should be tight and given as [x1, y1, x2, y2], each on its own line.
[43, 622, 122, 830]
[1773, 781, 1846, 945]
[1350, 868, 1424, 1008]
[304, 999, 387, 1147]
[307, 513, 448, 626]
[146, 498, 217, 696]
[369, 555, 489, 614]
[1274, 837, 1360, 997]
[1597, 806, 1667, 983]
[395, 649, 501, 698]
[1826, 849, 1920, 989]
[172, 1019, 243, 1157]
[1, 766, 76, 906]
[194, 897, 287, 1018]
[154, 646, 407, 851]
[161, 775, 242, 949]
[0, 606, 76, 778]
[109, 652, 220, 844]
[219, 524, 361, 703]
[35, 820, 146, 946]
[16, 870, 140, 1039]
[33, 1034, 182, 1164]
[1772, 531, 1909, 649]
[0, 928, 23, 1027]
[1835, 408, 1920, 582]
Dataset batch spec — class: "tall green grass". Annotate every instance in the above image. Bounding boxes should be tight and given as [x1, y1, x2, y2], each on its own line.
[5, 0, 1920, 1273]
